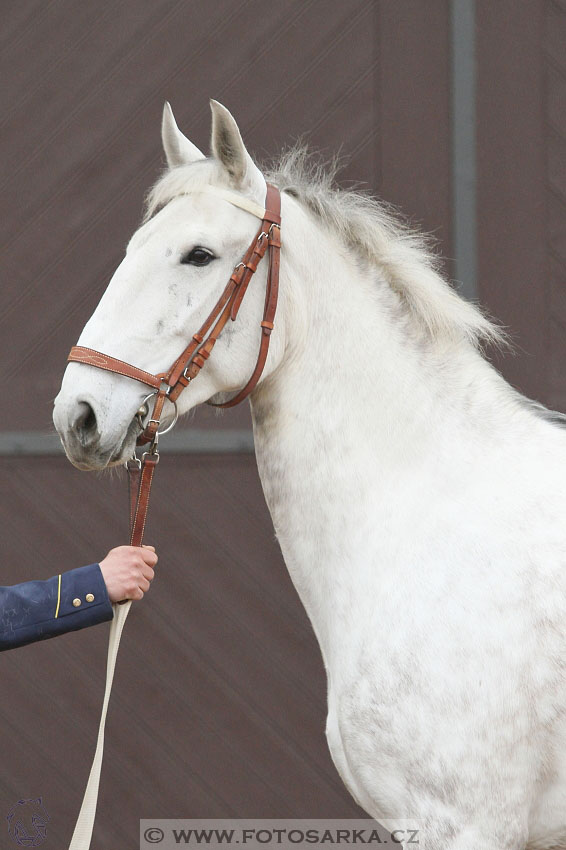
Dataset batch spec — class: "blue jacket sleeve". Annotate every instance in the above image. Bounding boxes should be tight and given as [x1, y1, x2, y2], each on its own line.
[0, 564, 114, 651]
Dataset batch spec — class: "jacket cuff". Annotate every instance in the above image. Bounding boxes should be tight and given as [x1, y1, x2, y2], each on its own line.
[57, 563, 113, 620]
[0, 563, 114, 652]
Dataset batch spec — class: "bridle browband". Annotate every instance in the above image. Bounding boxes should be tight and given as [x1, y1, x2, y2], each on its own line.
[68, 182, 281, 449]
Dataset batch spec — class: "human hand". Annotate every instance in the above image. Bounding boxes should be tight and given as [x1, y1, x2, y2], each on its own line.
[98, 545, 157, 603]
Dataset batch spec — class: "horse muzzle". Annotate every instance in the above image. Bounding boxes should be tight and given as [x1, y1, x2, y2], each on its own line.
[53, 395, 140, 471]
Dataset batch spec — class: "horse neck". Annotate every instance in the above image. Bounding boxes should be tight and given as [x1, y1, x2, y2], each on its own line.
[250, 203, 517, 667]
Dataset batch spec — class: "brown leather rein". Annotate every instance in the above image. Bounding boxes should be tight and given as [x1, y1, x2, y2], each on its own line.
[66, 183, 281, 547]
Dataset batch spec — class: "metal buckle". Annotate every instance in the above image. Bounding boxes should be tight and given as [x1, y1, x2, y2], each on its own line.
[128, 452, 142, 469]
[231, 262, 246, 285]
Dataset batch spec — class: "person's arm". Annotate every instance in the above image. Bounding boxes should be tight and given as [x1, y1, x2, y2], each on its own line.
[0, 545, 157, 652]
[0, 563, 112, 651]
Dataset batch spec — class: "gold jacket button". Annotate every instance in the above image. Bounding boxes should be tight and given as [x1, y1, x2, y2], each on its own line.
[85, 593, 95, 603]
[72, 598, 82, 607]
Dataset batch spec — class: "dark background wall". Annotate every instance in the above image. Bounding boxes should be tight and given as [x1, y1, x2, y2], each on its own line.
[477, 0, 566, 409]
[0, 1, 564, 847]
[0, 0, 455, 432]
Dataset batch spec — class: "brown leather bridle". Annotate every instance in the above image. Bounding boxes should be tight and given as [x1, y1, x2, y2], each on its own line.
[66, 183, 281, 548]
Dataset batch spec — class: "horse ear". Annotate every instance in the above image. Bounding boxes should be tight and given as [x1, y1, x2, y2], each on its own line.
[161, 102, 205, 169]
[210, 99, 266, 201]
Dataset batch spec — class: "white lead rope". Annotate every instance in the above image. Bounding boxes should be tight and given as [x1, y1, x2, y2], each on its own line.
[68, 600, 131, 849]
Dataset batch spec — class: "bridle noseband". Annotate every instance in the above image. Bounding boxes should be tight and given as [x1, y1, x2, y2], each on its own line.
[68, 182, 281, 449]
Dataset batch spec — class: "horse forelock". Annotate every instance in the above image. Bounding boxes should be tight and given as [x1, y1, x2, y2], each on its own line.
[143, 158, 223, 221]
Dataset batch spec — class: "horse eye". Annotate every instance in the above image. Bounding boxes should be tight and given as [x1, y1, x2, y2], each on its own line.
[181, 247, 215, 266]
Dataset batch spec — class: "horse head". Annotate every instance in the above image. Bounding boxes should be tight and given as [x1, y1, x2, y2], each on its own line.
[53, 101, 286, 470]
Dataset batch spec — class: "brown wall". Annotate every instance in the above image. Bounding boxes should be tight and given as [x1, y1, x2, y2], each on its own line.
[5, 1, 565, 846]
[0, 1, 454, 845]
[0, 0, 453, 433]
[477, 0, 566, 409]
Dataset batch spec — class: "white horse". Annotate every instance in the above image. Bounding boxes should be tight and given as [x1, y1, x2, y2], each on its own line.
[53, 100, 566, 850]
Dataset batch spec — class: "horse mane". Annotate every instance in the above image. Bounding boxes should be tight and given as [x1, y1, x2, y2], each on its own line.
[265, 147, 506, 349]
[145, 147, 506, 349]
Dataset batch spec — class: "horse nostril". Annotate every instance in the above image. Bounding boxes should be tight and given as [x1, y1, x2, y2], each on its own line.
[73, 401, 98, 445]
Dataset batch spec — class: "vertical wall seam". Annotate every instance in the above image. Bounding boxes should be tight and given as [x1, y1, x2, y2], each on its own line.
[451, 0, 477, 300]
[374, 0, 381, 192]
[541, 2, 551, 402]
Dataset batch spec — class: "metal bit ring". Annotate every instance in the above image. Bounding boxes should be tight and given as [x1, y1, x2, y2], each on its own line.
[136, 391, 178, 436]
